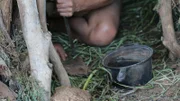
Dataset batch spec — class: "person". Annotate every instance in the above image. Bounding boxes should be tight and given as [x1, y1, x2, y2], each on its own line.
[54, 0, 121, 61]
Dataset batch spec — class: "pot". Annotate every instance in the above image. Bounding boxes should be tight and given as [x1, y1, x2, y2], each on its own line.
[102, 44, 153, 86]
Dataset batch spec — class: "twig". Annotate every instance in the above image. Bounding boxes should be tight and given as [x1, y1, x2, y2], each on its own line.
[119, 89, 137, 98]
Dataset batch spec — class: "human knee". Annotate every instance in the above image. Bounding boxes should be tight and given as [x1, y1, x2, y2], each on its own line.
[89, 24, 117, 46]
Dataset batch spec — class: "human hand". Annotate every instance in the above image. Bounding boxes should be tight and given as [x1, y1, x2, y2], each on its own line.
[56, 0, 75, 17]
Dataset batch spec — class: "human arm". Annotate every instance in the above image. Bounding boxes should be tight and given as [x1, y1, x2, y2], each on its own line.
[56, 0, 114, 17]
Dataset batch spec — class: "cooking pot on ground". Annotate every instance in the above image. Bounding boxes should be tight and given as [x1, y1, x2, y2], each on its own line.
[102, 44, 153, 86]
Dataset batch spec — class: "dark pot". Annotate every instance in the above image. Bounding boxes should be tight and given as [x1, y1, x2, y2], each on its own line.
[102, 44, 153, 86]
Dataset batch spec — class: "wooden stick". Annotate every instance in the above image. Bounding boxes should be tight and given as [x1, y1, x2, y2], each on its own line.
[17, 0, 52, 100]
[36, 0, 71, 86]
[158, 0, 180, 60]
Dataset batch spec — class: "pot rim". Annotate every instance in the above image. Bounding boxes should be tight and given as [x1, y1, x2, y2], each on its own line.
[102, 44, 153, 69]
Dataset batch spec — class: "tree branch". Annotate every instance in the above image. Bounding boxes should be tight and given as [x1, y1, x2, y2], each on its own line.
[36, 0, 71, 86]
[17, 0, 52, 100]
[158, 0, 180, 60]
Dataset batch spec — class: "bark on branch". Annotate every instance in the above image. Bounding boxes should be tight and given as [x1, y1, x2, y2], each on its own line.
[17, 0, 71, 100]
[36, 0, 70, 86]
[17, 0, 52, 100]
[158, 0, 180, 60]
[0, 0, 12, 33]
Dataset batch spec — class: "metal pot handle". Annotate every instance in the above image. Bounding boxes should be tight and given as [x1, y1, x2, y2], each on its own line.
[116, 68, 127, 82]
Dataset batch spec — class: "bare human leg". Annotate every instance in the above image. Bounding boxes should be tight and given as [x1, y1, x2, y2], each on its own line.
[69, 0, 121, 46]
[54, 0, 121, 60]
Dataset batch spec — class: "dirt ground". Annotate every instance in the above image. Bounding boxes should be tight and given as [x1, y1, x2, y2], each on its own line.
[118, 61, 180, 101]
[121, 83, 180, 101]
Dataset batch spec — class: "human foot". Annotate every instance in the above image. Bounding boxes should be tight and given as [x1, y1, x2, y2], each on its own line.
[53, 43, 67, 61]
